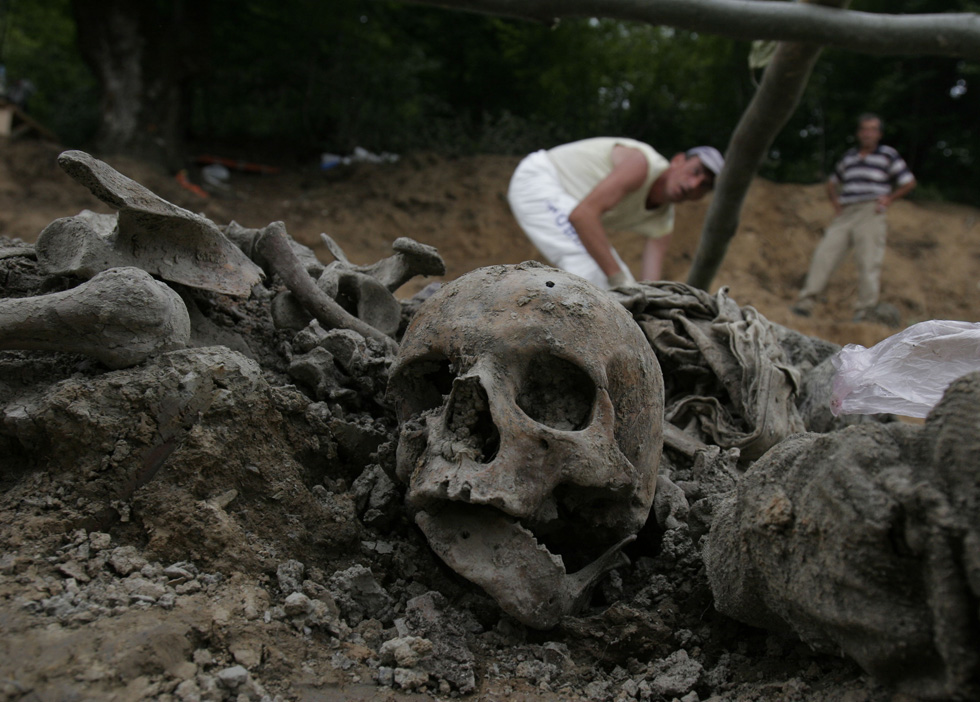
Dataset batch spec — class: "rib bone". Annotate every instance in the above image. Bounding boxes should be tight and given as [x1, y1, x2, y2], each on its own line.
[0, 267, 191, 369]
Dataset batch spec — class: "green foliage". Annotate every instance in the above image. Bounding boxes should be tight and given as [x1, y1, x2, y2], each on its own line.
[1, 0, 976, 202]
[0, 0, 99, 145]
[762, 0, 980, 202]
[189, 4, 750, 158]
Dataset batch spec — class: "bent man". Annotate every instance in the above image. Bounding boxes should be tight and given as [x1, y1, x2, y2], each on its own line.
[507, 138, 724, 289]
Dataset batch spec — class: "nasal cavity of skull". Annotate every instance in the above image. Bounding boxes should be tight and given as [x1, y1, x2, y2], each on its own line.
[445, 377, 500, 464]
[516, 355, 595, 431]
[395, 356, 455, 418]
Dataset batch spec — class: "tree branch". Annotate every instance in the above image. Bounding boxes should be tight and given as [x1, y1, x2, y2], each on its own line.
[394, 0, 980, 60]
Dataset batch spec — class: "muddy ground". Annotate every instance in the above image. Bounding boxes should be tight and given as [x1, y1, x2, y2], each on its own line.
[1, 138, 979, 702]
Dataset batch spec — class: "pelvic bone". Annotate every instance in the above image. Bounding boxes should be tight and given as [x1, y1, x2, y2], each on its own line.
[36, 150, 264, 297]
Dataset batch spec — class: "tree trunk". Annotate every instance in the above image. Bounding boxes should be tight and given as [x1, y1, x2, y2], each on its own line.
[686, 0, 849, 290]
[71, 0, 208, 166]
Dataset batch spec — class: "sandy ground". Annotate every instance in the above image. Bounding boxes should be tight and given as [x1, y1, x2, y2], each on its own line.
[1, 138, 979, 702]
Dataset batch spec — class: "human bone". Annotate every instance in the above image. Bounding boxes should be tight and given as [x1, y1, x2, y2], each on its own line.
[231, 222, 444, 338]
[0, 266, 190, 369]
[320, 234, 445, 293]
[224, 219, 325, 279]
[302, 233, 445, 337]
[387, 262, 664, 628]
[35, 150, 263, 297]
[252, 222, 398, 352]
[316, 260, 403, 337]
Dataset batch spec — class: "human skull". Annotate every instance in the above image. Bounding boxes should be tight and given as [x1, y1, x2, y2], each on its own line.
[387, 263, 664, 628]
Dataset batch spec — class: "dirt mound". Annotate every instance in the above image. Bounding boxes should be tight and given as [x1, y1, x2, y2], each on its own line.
[1, 139, 978, 702]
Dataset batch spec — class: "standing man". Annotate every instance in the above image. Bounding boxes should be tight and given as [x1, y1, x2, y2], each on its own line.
[507, 138, 724, 289]
[792, 113, 916, 320]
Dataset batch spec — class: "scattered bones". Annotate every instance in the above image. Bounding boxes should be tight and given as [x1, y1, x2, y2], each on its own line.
[252, 220, 398, 352]
[319, 232, 446, 294]
[7, 150, 450, 369]
[3, 150, 978, 699]
[226, 221, 446, 342]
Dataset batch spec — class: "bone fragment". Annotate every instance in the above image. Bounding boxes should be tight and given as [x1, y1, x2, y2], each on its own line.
[0, 266, 191, 368]
[664, 422, 710, 458]
[225, 220, 325, 278]
[316, 262, 402, 337]
[37, 151, 263, 297]
[416, 505, 633, 629]
[255, 222, 398, 354]
[35, 211, 130, 279]
[318, 232, 350, 265]
[258, 232, 442, 336]
[321, 234, 445, 293]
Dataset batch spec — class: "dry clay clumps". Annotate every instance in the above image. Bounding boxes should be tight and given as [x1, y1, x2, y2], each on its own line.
[387, 262, 664, 629]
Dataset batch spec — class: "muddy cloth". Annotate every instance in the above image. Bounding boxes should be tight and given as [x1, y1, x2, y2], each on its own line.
[703, 372, 980, 700]
[615, 282, 805, 461]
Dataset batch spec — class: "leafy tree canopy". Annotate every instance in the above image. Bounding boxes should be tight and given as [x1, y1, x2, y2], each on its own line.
[0, 0, 976, 201]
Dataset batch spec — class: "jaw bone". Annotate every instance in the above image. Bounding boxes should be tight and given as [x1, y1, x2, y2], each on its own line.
[416, 504, 634, 630]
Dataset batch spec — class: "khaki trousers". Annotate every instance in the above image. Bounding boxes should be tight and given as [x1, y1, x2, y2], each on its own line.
[798, 201, 887, 311]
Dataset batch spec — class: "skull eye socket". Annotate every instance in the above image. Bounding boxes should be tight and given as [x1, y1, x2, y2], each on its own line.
[391, 355, 455, 419]
[516, 355, 596, 431]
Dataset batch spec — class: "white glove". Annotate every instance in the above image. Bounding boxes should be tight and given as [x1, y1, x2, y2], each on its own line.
[607, 271, 631, 288]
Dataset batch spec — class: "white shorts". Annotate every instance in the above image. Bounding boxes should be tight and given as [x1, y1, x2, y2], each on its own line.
[507, 150, 634, 290]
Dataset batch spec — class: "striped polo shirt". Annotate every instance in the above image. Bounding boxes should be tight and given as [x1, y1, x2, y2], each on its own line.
[831, 145, 914, 206]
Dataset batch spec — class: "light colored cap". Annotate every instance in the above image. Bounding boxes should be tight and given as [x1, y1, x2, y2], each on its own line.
[686, 146, 724, 176]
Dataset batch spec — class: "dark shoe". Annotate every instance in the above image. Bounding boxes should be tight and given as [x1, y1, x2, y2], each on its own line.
[791, 300, 813, 317]
[854, 303, 901, 327]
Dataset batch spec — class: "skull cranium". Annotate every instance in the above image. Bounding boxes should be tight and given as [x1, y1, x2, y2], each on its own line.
[387, 263, 664, 628]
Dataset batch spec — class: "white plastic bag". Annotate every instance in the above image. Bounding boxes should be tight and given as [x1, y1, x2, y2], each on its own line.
[830, 320, 980, 418]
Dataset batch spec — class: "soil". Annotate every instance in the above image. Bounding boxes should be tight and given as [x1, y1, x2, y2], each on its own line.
[1, 138, 978, 702]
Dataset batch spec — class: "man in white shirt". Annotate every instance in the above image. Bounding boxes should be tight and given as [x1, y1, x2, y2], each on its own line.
[507, 137, 724, 289]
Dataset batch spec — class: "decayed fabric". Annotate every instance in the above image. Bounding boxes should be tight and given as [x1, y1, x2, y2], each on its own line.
[703, 372, 980, 700]
[615, 282, 805, 461]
